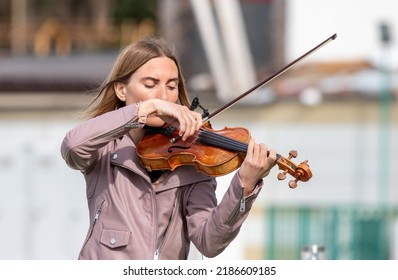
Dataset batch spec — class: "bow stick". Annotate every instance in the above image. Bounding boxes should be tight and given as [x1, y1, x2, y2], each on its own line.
[203, 33, 337, 123]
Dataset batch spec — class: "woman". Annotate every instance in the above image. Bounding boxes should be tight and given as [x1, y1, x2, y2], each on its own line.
[60, 36, 276, 260]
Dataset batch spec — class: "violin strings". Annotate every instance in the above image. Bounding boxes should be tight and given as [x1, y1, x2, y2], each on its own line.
[197, 129, 248, 153]
[195, 129, 284, 161]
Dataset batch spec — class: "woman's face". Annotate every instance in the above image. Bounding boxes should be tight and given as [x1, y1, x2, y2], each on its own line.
[117, 56, 179, 106]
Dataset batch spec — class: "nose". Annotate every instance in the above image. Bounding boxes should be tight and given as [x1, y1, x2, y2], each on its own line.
[158, 86, 168, 100]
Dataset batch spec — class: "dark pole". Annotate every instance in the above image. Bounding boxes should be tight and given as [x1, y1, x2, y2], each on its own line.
[378, 22, 392, 205]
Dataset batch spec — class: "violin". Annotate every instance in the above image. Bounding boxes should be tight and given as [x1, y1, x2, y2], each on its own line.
[137, 121, 312, 189]
[137, 33, 337, 188]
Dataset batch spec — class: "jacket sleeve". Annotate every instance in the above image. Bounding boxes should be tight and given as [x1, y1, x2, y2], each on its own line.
[184, 172, 263, 258]
[60, 104, 140, 172]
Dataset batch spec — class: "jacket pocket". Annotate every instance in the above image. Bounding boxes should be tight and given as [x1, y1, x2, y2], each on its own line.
[100, 229, 131, 249]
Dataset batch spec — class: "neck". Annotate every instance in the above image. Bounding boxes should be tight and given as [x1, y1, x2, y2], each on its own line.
[129, 128, 146, 145]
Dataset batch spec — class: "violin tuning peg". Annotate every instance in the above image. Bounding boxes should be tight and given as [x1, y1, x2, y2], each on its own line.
[277, 170, 288, 180]
[277, 173, 286, 180]
[288, 179, 298, 189]
[288, 150, 298, 159]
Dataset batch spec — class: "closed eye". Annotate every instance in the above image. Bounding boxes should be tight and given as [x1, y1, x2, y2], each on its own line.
[167, 84, 178, 90]
[167, 78, 179, 90]
[142, 77, 158, 88]
[141, 77, 178, 90]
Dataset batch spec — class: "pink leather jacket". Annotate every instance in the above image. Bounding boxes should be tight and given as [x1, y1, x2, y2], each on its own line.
[60, 104, 263, 259]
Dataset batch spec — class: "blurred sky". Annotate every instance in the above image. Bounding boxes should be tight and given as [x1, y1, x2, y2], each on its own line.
[286, 0, 398, 67]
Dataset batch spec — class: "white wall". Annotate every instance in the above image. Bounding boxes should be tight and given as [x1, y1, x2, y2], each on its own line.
[0, 117, 88, 259]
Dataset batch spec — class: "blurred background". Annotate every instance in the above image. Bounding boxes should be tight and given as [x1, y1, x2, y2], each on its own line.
[0, 0, 397, 260]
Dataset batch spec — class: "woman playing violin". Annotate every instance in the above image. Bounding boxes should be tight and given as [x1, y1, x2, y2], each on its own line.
[60, 36, 277, 260]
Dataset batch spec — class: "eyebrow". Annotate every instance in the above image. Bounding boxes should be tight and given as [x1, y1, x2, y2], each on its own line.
[141, 77, 179, 83]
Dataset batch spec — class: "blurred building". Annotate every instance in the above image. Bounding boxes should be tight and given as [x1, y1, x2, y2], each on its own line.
[0, 0, 397, 260]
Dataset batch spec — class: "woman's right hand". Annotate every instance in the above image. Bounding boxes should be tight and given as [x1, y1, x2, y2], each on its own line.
[138, 99, 203, 141]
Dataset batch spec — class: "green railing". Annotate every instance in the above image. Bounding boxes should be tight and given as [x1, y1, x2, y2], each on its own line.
[264, 206, 398, 260]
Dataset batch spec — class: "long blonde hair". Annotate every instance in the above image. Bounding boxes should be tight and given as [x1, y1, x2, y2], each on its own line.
[85, 36, 190, 118]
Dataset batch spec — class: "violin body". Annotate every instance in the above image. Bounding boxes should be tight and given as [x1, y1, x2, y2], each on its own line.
[137, 124, 312, 188]
[137, 126, 250, 176]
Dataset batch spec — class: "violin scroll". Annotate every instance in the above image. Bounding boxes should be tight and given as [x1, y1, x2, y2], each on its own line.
[276, 150, 312, 189]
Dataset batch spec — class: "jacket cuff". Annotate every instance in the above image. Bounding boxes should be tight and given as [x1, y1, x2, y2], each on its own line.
[236, 172, 263, 198]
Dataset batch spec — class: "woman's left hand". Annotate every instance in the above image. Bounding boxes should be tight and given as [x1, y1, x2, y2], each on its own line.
[238, 137, 277, 196]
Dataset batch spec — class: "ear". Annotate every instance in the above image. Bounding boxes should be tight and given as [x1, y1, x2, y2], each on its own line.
[114, 82, 126, 102]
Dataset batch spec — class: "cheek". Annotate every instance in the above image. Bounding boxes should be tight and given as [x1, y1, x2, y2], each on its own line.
[168, 95, 178, 103]
[124, 85, 147, 104]
[168, 90, 179, 103]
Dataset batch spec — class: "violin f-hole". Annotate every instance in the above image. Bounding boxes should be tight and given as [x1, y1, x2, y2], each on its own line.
[168, 145, 192, 153]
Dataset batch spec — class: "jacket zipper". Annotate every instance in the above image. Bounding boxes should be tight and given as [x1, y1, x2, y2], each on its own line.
[153, 224, 169, 260]
[81, 200, 105, 250]
[153, 249, 160, 260]
[111, 161, 159, 259]
[93, 200, 105, 225]
[224, 189, 253, 226]
[91, 118, 139, 142]
[153, 189, 182, 260]
[151, 187, 159, 260]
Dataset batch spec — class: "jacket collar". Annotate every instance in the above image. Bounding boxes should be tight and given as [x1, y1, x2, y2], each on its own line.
[110, 134, 212, 192]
